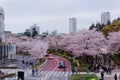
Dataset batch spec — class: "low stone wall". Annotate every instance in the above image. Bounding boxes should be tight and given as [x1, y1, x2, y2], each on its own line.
[0, 73, 16, 79]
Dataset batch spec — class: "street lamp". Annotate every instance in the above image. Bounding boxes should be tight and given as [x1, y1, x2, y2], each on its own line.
[100, 48, 107, 65]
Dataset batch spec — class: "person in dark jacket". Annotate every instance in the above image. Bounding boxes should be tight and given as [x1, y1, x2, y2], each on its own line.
[32, 68, 35, 76]
[72, 66, 75, 74]
[114, 73, 117, 80]
[101, 71, 104, 80]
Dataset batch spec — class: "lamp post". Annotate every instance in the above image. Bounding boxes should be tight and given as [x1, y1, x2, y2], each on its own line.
[100, 48, 107, 65]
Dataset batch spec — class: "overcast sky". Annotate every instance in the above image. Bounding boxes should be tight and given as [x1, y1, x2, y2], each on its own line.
[0, 0, 120, 33]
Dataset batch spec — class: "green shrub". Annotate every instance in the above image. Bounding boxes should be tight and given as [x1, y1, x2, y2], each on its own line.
[70, 74, 99, 80]
[110, 53, 120, 65]
[68, 58, 74, 63]
[72, 60, 77, 66]
[77, 63, 89, 71]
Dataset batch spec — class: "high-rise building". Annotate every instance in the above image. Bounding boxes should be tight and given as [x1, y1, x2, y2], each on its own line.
[69, 18, 77, 34]
[0, 7, 16, 63]
[0, 6, 5, 42]
[30, 24, 40, 35]
[101, 12, 111, 25]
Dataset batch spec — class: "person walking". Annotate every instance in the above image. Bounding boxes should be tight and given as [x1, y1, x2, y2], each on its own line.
[64, 65, 66, 72]
[63, 61, 66, 72]
[106, 66, 109, 75]
[72, 66, 75, 74]
[86, 68, 90, 74]
[36, 67, 38, 75]
[75, 66, 78, 74]
[119, 74, 120, 80]
[114, 73, 117, 80]
[68, 72, 70, 80]
[32, 68, 35, 76]
[108, 66, 112, 75]
[101, 71, 104, 80]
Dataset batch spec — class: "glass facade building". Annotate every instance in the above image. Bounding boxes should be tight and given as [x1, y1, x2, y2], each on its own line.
[0, 6, 16, 63]
[0, 43, 16, 63]
[0, 6, 5, 42]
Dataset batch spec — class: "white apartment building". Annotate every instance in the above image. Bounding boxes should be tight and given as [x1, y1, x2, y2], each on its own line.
[69, 18, 77, 34]
[101, 12, 111, 25]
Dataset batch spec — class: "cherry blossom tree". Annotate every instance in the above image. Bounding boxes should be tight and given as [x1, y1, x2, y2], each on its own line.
[5, 36, 48, 59]
[107, 31, 120, 54]
[55, 30, 106, 57]
[5, 30, 107, 59]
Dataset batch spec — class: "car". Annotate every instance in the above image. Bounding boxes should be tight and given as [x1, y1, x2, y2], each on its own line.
[48, 56, 53, 59]
[58, 60, 65, 69]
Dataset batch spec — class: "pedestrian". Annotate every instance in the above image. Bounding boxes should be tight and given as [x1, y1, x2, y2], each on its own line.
[114, 73, 117, 80]
[26, 61, 28, 66]
[36, 67, 38, 75]
[68, 72, 70, 80]
[106, 66, 109, 75]
[101, 71, 104, 80]
[86, 68, 90, 74]
[22, 60, 24, 64]
[64, 65, 66, 72]
[108, 67, 112, 75]
[32, 68, 35, 76]
[119, 74, 120, 80]
[72, 66, 75, 74]
[75, 67, 78, 74]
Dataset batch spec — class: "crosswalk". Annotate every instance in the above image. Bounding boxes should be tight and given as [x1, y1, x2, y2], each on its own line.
[26, 71, 69, 80]
[36, 71, 69, 77]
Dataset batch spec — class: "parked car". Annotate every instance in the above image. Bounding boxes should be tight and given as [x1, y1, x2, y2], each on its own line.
[58, 60, 65, 68]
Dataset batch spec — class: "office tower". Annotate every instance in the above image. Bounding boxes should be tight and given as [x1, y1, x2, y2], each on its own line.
[0, 6, 5, 42]
[69, 18, 77, 34]
[101, 12, 111, 25]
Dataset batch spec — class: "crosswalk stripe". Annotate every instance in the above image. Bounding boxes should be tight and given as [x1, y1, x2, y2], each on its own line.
[65, 72, 68, 76]
[38, 71, 44, 75]
[47, 71, 54, 76]
[52, 71, 58, 76]
[60, 72, 65, 76]
[26, 77, 40, 79]
[42, 71, 48, 76]
[56, 71, 62, 76]
[45, 71, 51, 75]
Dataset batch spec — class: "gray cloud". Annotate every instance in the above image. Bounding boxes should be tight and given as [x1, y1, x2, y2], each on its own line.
[1, 0, 120, 33]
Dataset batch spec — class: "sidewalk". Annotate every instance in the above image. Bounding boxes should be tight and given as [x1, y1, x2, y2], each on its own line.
[71, 70, 120, 78]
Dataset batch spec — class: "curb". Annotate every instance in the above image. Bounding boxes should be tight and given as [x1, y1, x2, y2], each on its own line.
[38, 57, 48, 69]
